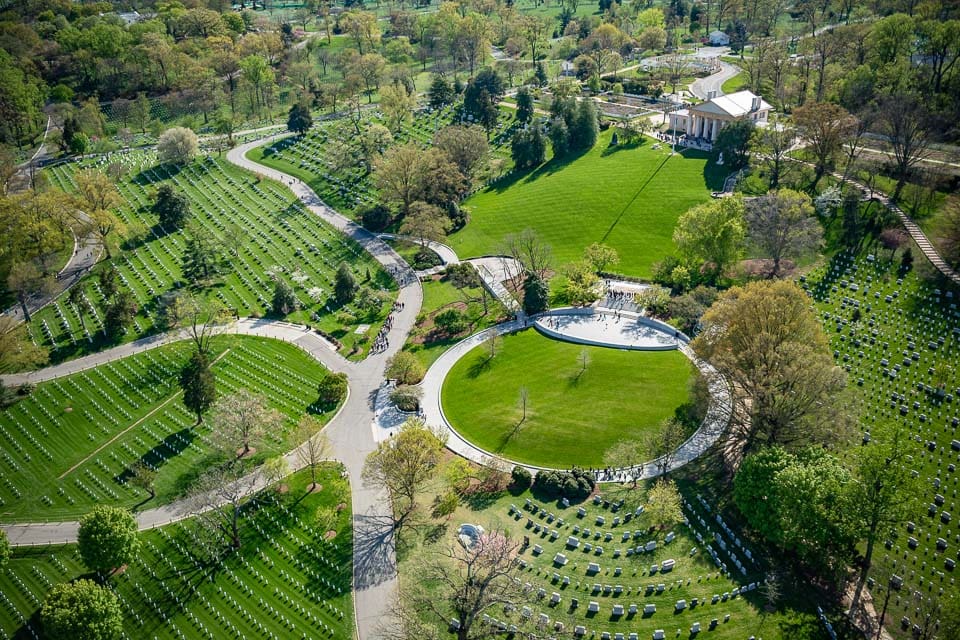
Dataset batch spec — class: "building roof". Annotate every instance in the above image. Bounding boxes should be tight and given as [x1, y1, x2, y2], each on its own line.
[690, 90, 772, 118]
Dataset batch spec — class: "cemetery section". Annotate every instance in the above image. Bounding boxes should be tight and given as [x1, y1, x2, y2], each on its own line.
[0, 467, 353, 640]
[0, 335, 335, 522]
[26, 151, 393, 364]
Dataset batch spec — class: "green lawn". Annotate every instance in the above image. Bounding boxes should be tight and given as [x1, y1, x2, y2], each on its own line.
[0, 466, 353, 640]
[34, 151, 394, 364]
[441, 330, 694, 467]
[0, 335, 337, 522]
[449, 129, 726, 278]
[721, 71, 750, 95]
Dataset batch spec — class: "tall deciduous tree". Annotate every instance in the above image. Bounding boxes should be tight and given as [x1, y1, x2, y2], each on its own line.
[373, 142, 425, 216]
[434, 125, 489, 178]
[646, 479, 684, 531]
[792, 102, 856, 188]
[210, 389, 283, 458]
[41, 579, 123, 640]
[362, 417, 447, 529]
[672, 196, 746, 283]
[745, 189, 822, 277]
[750, 118, 795, 189]
[713, 120, 754, 170]
[77, 506, 140, 577]
[400, 201, 451, 246]
[876, 93, 931, 201]
[692, 280, 853, 467]
[294, 415, 331, 491]
[157, 127, 199, 165]
[188, 461, 261, 553]
[180, 350, 216, 424]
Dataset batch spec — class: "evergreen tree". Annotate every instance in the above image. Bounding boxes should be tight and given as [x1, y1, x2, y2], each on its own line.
[428, 74, 454, 110]
[511, 123, 546, 171]
[151, 184, 191, 230]
[272, 278, 298, 316]
[515, 87, 534, 124]
[523, 275, 549, 314]
[287, 102, 313, 135]
[180, 350, 216, 424]
[570, 99, 599, 152]
[334, 262, 357, 304]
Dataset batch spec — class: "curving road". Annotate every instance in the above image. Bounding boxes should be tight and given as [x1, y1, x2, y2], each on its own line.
[689, 60, 742, 100]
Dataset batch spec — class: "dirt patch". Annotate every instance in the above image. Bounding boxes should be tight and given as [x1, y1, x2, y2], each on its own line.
[306, 482, 323, 493]
[739, 258, 796, 278]
[110, 564, 128, 577]
[336, 502, 347, 512]
[324, 530, 337, 540]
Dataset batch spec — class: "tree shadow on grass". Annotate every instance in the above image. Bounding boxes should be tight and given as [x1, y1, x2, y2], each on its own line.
[465, 353, 494, 379]
[599, 138, 646, 158]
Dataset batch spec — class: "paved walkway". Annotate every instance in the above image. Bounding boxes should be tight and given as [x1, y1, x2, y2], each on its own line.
[534, 308, 683, 350]
[689, 60, 742, 100]
[418, 310, 732, 482]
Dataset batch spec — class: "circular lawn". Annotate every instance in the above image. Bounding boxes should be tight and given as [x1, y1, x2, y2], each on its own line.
[440, 330, 695, 468]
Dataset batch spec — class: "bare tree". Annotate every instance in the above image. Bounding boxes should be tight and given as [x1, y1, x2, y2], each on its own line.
[384, 529, 527, 640]
[188, 462, 262, 553]
[876, 93, 932, 201]
[745, 189, 823, 278]
[501, 228, 552, 281]
[294, 415, 331, 491]
[750, 117, 796, 189]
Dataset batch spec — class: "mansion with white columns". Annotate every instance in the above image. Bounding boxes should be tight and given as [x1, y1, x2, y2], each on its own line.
[668, 90, 772, 144]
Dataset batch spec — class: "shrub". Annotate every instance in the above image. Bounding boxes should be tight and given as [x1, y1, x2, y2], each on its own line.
[317, 372, 348, 405]
[360, 205, 391, 231]
[390, 384, 422, 411]
[511, 465, 533, 490]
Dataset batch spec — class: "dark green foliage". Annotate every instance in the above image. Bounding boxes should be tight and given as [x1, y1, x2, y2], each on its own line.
[532, 467, 595, 500]
[103, 291, 137, 339]
[272, 278, 297, 316]
[287, 102, 313, 135]
[511, 465, 532, 490]
[570, 99, 599, 152]
[534, 61, 548, 87]
[151, 184, 191, 230]
[523, 275, 549, 314]
[98, 267, 118, 300]
[334, 262, 357, 304]
[433, 308, 468, 335]
[428, 74, 454, 110]
[713, 119, 754, 170]
[548, 117, 569, 158]
[463, 69, 504, 132]
[511, 124, 546, 171]
[181, 224, 224, 285]
[180, 350, 216, 423]
[317, 371, 348, 405]
[77, 506, 140, 575]
[0, 529, 9, 568]
[360, 204, 392, 231]
[41, 579, 123, 640]
[413, 246, 442, 269]
[515, 87, 534, 124]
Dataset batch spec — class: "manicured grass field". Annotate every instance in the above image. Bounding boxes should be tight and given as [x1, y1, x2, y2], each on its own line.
[449, 129, 726, 278]
[0, 467, 353, 640]
[34, 151, 392, 364]
[0, 336, 336, 522]
[800, 245, 960, 637]
[441, 330, 694, 467]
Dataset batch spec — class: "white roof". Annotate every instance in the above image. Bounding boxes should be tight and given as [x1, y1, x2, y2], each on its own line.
[691, 90, 772, 117]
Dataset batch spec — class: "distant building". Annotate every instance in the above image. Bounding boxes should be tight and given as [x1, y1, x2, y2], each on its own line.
[708, 30, 730, 46]
[115, 11, 144, 25]
[668, 90, 772, 142]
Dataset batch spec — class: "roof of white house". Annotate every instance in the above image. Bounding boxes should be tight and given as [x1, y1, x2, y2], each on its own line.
[709, 30, 729, 39]
[690, 90, 773, 118]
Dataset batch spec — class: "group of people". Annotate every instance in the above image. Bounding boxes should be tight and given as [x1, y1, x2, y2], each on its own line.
[371, 307, 399, 354]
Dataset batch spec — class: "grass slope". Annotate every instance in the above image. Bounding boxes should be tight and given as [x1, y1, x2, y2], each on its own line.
[449, 130, 726, 277]
[441, 330, 694, 467]
[0, 467, 352, 640]
[0, 336, 335, 522]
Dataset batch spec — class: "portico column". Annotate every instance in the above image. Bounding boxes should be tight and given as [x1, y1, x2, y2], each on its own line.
[711, 119, 719, 141]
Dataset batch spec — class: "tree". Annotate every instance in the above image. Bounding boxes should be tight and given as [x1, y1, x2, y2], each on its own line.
[151, 184, 191, 230]
[583, 23, 625, 83]
[131, 92, 151, 134]
[434, 308, 468, 335]
[41, 580, 123, 640]
[77, 506, 140, 576]
[388, 528, 525, 640]
[363, 418, 445, 528]
[563, 260, 601, 306]
[210, 389, 283, 458]
[103, 291, 137, 340]
[463, 69, 505, 134]
[847, 427, 922, 619]
[646, 479, 684, 531]
[88, 208, 126, 261]
[379, 83, 416, 132]
[876, 93, 932, 201]
[745, 189, 822, 277]
[503, 228, 552, 282]
[75, 169, 121, 216]
[692, 281, 852, 467]
[400, 201, 451, 247]
[157, 127, 199, 165]
[187, 460, 262, 552]
[792, 102, 856, 187]
[6, 261, 48, 323]
[272, 278, 297, 316]
[180, 350, 216, 424]
[510, 124, 546, 171]
[294, 415, 331, 491]
[317, 371, 348, 405]
[434, 125, 489, 178]
[515, 87, 534, 124]
[428, 74, 454, 110]
[750, 118, 795, 189]
[128, 460, 157, 499]
[373, 142, 425, 216]
[569, 99, 599, 152]
[648, 416, 689, 475]
[523, 275, 549, 315]
[583, 242, 619, 274]
[942, 199, 960, 269]
[672, 196, 746, 283]
[181, 222, 224, 285]
[165, 293, 229, 355]
[385, 351, 426, 385]
[713, 119, 754, 170]
[390, 384, 422, 412]
[334, 262, 357, 305]
[287, 102, 313, 135]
